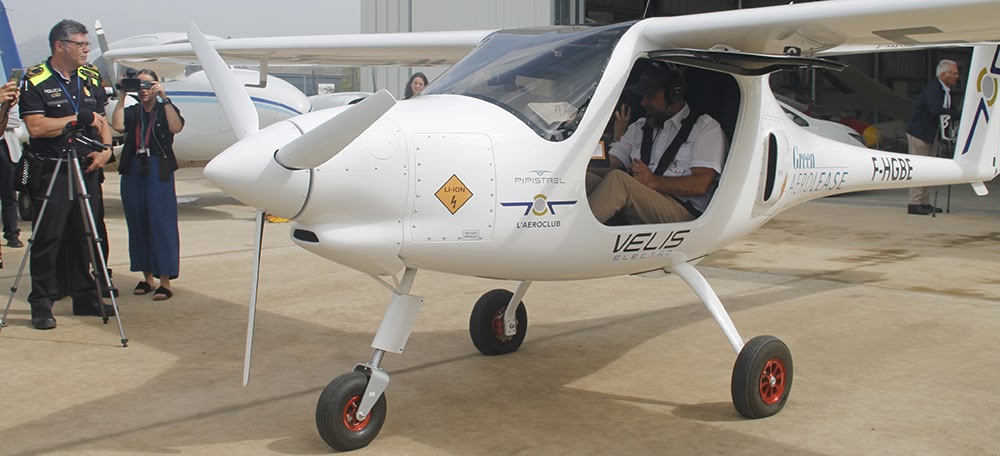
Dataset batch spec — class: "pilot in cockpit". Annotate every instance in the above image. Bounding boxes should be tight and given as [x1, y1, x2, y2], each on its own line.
[587, 64, 726, 224]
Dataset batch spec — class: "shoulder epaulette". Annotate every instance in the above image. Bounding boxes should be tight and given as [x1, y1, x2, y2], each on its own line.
[78, 64, 102, 84]
[26, 63, 51, 86]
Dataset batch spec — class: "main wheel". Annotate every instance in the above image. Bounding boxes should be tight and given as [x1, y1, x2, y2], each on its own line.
[731, 335, 792, 419]
[469, 289, 527, 356]
[315, 371, 387, 451]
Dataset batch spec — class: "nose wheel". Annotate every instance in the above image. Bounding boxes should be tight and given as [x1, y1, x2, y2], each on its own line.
[731, 335, 792, 418]
[469, 289, 528, 355]
[316, 371, 387, 451]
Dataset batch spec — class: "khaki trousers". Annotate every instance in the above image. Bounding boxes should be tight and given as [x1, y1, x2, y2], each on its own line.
[587, 170, 694, 224]
[906, 134, 935, 205]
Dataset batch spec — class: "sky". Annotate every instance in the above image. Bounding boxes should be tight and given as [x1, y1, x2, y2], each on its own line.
[3, 0, 361, 65]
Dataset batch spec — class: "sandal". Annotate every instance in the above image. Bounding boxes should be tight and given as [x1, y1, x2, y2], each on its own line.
[153, 286, 173, 301]
[134, 281, 154, 295]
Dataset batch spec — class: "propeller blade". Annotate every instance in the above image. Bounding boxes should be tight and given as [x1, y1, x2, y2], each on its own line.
[243, 210, 266, 386]
[274, 89, 396, 170]
[187, 21, 259, 141]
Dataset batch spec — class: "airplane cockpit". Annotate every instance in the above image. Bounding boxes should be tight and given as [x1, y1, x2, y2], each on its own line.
[423, 21, 743, 226]
[586, 56, 741, 226]
[423, 23, 632, 142]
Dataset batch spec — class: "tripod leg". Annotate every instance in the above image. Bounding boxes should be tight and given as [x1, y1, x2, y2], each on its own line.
[946, 185, 951, 213]
[0, 159, 64, 333]
[932, 186, 939, 218]
[69, 159, 128, 347]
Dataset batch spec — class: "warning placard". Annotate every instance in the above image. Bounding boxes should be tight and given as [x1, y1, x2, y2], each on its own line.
[435, 174, 473, 215]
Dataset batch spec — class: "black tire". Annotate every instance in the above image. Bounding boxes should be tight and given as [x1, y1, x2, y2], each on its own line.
[469, 289, 527, 356]
[731, 335, 792, 419]
[17, 191, 32, 221]
[315, 371, 387, 451]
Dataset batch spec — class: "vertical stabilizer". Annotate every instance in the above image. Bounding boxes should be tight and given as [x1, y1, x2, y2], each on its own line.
[952, 45, 1000, 189]
[94, 20, 116, 82]
[0, 1, 22, 77]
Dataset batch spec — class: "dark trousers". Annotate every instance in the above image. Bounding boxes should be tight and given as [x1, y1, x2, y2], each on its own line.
[27, 164, 104, 314]
[121, 156, 179, 277]
[0, 142, 20, 241]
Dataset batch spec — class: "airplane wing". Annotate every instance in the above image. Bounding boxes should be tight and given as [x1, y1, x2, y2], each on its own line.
[641, 0, 1000, 57]
[103, 30, 495, 68]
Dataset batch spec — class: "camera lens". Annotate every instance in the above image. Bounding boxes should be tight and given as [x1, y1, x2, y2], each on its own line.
[139, 81, 152, 90]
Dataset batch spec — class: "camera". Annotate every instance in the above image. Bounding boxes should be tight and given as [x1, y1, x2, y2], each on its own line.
[118, 69, 152, 93]
[120, 78, 152, 93]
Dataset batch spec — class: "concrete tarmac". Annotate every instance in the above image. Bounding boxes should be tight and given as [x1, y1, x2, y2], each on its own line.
[0, 168, 997, 455]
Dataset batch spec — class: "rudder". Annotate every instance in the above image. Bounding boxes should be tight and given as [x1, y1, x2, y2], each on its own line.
[953, 45, 1000, 187]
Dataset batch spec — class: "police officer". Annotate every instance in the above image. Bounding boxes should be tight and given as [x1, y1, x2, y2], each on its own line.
[19, 19, 114, 330]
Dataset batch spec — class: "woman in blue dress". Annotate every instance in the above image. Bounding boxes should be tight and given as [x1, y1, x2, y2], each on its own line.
[110, 69, 184, 301]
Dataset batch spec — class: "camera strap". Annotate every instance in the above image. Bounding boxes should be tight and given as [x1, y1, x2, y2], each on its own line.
[136, 107, 157, 154]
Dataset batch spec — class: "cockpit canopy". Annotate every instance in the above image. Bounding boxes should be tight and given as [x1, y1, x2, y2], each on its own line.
[424, 22, 632, 142]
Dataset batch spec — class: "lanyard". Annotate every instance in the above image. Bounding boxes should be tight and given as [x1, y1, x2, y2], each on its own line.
[50, 63, 82, 114]
[135, 107, 157, 151]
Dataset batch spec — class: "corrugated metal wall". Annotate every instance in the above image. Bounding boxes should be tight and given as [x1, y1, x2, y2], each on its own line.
[361, 0, 558, 97]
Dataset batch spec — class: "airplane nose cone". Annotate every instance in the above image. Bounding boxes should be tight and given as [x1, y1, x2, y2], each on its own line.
[204, 121, 312, 219]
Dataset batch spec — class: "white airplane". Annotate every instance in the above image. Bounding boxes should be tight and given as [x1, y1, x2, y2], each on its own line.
[95, 25, 311, 161]
[106, 0, 1000, 451]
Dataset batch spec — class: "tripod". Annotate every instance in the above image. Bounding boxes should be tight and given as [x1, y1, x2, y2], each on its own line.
[0, 130, 128, 347]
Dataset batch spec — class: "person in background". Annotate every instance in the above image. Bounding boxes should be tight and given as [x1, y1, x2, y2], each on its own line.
[111, 69, 184, 301]
[404, 72, 428, 100]
[0, 80, 22, 250]
[904, 59, 960, 215]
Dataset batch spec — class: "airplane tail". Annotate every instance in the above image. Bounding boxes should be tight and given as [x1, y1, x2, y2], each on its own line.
[952, 44, 1000, 194]
[0, 0, 22, 77]
[93, 20, 117, 82]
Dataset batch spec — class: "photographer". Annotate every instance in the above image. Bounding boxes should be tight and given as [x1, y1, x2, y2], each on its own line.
[19, 19, 114, 330]
[111, 69, 183, 301]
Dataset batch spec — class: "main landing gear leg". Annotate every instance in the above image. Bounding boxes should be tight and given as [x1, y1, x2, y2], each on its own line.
[469, 281, 530, 356]
[315, 268, 422, 451]
[669, 262, 793, 419]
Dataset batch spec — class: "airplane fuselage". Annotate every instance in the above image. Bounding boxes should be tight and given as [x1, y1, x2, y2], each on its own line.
[206, 21, 999, 282]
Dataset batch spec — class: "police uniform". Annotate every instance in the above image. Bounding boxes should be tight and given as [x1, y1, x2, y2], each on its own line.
[19, 59, 110, 318]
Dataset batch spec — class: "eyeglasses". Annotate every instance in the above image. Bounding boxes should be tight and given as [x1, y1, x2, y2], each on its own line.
[60, 39, 91, 49]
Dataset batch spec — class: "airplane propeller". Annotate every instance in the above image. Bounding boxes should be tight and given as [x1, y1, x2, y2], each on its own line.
[187, 22, 259, 140]
[188, 22, 397, 386]
[275, 89, 395, 170]
[188, 22, 263, 386]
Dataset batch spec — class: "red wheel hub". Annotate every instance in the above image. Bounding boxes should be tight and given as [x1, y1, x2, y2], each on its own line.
[491, 306, 512, 342]
[342, 396, 371, 432]
[758, 358, 786, 404]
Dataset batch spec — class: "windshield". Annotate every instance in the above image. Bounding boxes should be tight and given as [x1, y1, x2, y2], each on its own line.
[424, 23, 632, 141]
